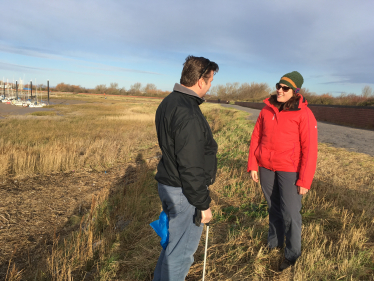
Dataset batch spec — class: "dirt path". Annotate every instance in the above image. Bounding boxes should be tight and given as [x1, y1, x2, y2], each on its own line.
[221, 104, 374, 156]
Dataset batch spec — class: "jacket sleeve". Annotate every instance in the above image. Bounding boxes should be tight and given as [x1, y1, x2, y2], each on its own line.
[247, 111, 263, 172]
[174, 116, 211, 210]
[296, 108, 318, 189]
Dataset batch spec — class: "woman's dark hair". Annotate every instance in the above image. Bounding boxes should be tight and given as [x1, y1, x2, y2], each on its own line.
[180, 56, 219, 87]
[268, 90, 301, 110]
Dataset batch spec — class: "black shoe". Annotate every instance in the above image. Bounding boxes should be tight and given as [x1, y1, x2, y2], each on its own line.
[279, 258, 295, 271]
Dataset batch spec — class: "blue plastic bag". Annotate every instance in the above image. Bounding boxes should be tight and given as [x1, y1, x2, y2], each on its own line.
[150, 211, 169, 250]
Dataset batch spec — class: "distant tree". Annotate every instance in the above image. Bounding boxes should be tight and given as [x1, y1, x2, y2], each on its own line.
[362, 85, 373, 98]
[56, 83, 68, 92]
[55, 82, 88, 93]
[318, 93, 335, 105]
[128, 82, 142, 95]
[237, 82, 270, 101]
[209, 84, 228, 98]
[107, 82, 119, 95]
[72, 85, 82, 93]
[95, 84, 107, 95]
[119, 86, 127, 95]
[299, 88, 317, 103]
[209, 82, 270, 101]
[132, 82, 142, 91]
[36, 84, 46, 91]
[144, 83, 157, 95]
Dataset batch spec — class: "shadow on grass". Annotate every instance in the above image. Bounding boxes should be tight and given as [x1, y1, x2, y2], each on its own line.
[3, 149, 374, 280]
[0, 152, 159, 281]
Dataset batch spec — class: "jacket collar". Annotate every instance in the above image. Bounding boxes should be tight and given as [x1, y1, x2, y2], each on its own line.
[173, 83, 205, 104]
[264, 94, 308, 113]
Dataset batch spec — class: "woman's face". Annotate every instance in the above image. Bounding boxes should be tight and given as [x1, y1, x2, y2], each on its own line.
[276, 83, 294, 103]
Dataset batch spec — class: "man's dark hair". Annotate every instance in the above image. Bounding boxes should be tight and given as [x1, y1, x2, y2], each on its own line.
[180, 56, 219, 87]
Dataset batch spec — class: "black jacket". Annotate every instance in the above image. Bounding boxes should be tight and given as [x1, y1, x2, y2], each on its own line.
[155, 84, 218, 210]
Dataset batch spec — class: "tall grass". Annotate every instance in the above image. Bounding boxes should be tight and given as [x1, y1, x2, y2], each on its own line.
[44, 164, 160, 281]
[0, 99, 158, 178]
[3, 98, 374, 280]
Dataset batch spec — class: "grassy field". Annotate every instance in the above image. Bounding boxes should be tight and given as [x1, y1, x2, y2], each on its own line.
[1, 94, 374, 280]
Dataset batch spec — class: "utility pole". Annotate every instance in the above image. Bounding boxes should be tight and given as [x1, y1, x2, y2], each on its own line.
[30, 80, 33, 99]
[16, 81, 18, 100]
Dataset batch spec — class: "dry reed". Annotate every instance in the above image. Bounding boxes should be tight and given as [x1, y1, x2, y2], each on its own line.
[2, 98, 373, 280]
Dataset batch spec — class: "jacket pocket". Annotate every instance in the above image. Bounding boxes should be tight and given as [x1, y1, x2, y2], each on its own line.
[255, 145, 269, 167]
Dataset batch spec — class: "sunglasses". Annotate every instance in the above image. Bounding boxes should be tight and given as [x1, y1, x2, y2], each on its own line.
[199, 60, 211, 79]
[276, 83, 291, 92]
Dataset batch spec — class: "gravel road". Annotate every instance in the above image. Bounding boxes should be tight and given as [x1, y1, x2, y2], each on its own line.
[221, 104, 374, 156]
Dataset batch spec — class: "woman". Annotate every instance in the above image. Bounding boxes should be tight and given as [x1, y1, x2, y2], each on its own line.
[247, 71, 318, 271]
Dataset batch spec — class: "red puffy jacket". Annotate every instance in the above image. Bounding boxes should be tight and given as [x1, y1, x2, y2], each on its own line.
[247, 95, 318, 189]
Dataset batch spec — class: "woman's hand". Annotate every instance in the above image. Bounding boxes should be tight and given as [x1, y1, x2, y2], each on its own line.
[297, 186, 309, 195]
[250, 170, 259, 182]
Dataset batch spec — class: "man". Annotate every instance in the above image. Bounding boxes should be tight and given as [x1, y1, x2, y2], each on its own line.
[153, 56, 219, 281]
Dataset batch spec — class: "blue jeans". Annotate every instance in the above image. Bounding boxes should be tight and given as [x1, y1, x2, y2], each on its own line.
[153, 182, 203, 281]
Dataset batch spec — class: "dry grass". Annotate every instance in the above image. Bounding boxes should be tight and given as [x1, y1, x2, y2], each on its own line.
[189, 106, 374, 280]
[0, 95, 160, 280]
[1, 97, 374, 280]
[0, 97, 158, 178]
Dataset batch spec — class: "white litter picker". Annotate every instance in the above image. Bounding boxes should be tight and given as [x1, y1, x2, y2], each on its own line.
[195, 209, 211, 281]
[202, 222, 210, 281]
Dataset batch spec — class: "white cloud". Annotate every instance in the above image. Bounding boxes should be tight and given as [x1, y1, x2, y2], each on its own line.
[2, 0, 374, 91]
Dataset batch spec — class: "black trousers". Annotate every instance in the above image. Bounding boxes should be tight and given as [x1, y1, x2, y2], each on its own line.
[259, 166, 302, 262]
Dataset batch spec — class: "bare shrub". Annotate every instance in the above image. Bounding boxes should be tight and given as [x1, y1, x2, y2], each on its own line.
[55, 83, 90, 94]
[300, 86, 374, 106]
[362, 85, 373, 98]
[128, 82, 142, 96]
[209, 82, 271, 101]
[94, 84, 106, 95]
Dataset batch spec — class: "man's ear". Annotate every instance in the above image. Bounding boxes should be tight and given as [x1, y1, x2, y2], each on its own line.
[197, 78, 204, 89]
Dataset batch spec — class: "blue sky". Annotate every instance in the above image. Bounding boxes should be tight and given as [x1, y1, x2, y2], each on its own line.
[1, 0, 373, 95]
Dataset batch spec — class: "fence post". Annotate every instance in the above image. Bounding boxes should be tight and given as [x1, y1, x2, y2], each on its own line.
[47, 80, 49, 104]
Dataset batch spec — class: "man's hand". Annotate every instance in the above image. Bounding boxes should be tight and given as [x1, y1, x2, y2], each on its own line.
[201, 208, 212, 224]
[297, 186, 309, 195]
[250, 170, 259, 182]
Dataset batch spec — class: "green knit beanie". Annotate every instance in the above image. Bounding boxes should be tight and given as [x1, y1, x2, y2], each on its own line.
[279, 71, 304, 93]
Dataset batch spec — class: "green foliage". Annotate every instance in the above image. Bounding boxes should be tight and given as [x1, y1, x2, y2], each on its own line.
[241, 202, 268, 219]
[216, 202, 268, 223]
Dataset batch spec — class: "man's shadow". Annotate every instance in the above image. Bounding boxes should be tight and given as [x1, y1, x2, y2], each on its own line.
[0, 152, 160, 281]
